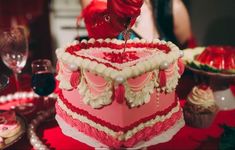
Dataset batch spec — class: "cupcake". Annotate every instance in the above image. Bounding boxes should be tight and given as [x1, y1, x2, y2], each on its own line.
[183, 85, 218, 128]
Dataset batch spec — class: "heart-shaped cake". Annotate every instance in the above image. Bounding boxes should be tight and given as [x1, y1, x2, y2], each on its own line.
[55, 38, 185, 148]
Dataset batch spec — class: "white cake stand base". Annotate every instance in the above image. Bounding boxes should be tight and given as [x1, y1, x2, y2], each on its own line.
[214, 88, 235, 111]
[56, 115, 185, 150]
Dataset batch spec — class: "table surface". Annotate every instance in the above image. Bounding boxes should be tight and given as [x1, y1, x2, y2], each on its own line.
[1, 74, 235, 150]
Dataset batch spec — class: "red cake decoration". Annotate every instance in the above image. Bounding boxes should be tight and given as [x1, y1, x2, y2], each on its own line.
[55, 38, 184, 149]
[196, 46, 235, 71]
[70, 71, 81, 89]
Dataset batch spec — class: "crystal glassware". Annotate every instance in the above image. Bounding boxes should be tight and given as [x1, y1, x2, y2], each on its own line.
[0, 74, 9, 91]
[31, 59, 56, 109]
[0, 26, 28, 91]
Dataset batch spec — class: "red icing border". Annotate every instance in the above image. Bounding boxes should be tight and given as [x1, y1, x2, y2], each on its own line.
[56, 89, 178, 132]
[73, 54, 120, 70]
[66, 42, 170, 54]
[56, 102, 182, 148]
[65, 41, 171, 68]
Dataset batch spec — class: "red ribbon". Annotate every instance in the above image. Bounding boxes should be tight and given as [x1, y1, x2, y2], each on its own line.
[115, 84, 125, 104]
[158, 70, 166, 87]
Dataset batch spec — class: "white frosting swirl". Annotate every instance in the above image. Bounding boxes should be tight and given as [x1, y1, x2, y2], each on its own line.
[187, 86, 215, 107]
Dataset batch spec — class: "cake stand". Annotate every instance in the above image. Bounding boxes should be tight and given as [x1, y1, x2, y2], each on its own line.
[186, 65, 235, 111]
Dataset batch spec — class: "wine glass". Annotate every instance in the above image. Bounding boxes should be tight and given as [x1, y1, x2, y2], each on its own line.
[0, 74, 9, 91]
[31, 59, 56, 110]
[0, 26, 28, 91]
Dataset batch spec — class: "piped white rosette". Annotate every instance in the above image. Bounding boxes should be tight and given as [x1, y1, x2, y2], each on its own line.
[187, 86, 215, 108]
[56, 38, 183, 109]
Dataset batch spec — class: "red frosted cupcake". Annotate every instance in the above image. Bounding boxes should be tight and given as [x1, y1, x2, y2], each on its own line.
[183, 84, 218, 128]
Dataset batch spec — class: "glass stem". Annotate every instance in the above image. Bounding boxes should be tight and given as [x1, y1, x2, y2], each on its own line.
[13, 72, 22, 106]
[14, 73, 20, 91]
[44, 96, 49, 110]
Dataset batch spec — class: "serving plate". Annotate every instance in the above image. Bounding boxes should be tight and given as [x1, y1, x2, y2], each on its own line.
[0, 110, 27, 149]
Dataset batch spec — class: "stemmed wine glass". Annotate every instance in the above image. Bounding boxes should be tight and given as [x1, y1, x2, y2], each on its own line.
[31, 59, 56, 110]
[0, 26, 28, 91]
[0, 74, 9, 91]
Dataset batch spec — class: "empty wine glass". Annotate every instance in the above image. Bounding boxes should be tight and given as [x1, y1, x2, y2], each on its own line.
[31, 59, 56, 110]
[0, 26, 28, 91]
[0, 74, 9, 91]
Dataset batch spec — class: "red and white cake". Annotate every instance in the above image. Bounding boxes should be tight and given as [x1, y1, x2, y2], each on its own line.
[55, 38, 185, 148]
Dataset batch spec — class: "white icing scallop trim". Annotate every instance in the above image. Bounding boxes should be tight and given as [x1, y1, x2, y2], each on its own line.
[56, 38, 181, 81]
[57, 97, 181, 141]
[78, 75, 113, 109]
[56, 62, 73, 90]
[124, 72, 156, 108]
[58, 80, 73, 91]
[164, 62, 181, 93]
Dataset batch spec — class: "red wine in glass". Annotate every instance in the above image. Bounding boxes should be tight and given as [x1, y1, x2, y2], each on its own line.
[31, 59, 55, 110]
[32, 71, 55, 96]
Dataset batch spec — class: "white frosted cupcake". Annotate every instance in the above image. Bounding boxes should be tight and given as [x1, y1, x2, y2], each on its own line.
[183, 85, 218, 128]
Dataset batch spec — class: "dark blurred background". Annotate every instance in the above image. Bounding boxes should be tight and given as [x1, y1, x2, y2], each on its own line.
[0, 0, 52, 75]
[187, 0, 235, 46]
[0, 0, 235, 74]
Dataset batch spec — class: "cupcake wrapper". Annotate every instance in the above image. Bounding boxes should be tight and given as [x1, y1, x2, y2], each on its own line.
[183, 109, 217, 128]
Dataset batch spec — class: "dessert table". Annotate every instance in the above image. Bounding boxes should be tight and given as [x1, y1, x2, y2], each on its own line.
[1, 74, 235, 150]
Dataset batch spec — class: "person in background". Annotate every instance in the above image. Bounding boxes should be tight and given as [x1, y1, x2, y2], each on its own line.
[79, 0, 196, 49]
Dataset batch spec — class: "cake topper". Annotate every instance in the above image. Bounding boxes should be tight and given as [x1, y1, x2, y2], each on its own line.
[122, 18, 132, 54]
[81, 0, 143, 39]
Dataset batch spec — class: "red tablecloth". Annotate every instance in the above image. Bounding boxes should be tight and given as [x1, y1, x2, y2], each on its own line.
[36, 102, 235, 150]
[1, 74, 235, 150]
